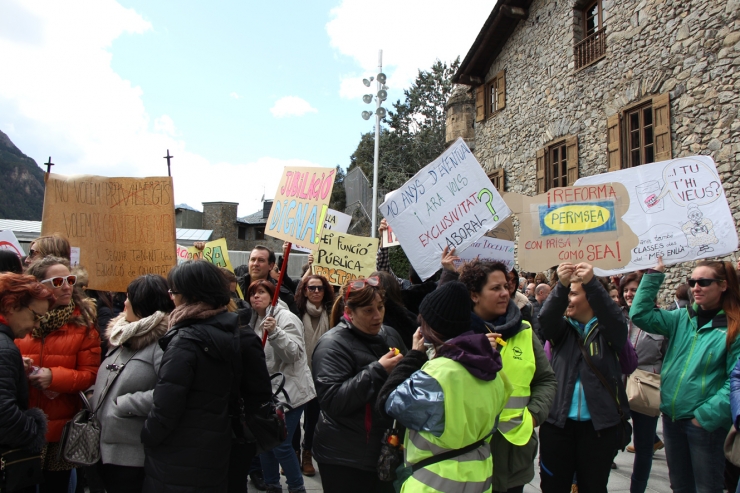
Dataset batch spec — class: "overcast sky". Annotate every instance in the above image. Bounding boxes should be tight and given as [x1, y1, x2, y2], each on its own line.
[0, 0, 494, 216]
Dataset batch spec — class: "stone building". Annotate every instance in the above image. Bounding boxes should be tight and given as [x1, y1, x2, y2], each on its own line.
[448, 0, 740, 302]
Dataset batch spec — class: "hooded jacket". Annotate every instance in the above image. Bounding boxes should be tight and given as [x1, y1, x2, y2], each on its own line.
[312, 319, 407, 472]
[539, 277, 629, 431]
[630, 272, 740, 432]
[141, 311, 241, 493]
[0, 323, 47, 453]
[470, 301, 556, 491]
[15, 303, 101, 442]
[90, 312, 168, 468]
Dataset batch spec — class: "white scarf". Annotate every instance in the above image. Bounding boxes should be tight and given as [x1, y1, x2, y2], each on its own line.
[108, 311, 167, 348]
[302, 302, 330, 370]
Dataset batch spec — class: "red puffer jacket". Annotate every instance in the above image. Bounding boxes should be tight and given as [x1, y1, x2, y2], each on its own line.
[15, 307, 101, 442]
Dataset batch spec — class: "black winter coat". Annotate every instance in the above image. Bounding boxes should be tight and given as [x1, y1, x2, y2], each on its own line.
[382, 300, 418, 350]
[539, 278, 629, 431]
[0, 324, 46, 452]
[312, 320, 407, 472]
[141, 311, 241, 493]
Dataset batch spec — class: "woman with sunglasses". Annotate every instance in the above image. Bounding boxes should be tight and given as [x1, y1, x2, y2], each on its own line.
[292, 274, 334, 476]
[89, 274, 174, 493]
[18, 256, 101, 491]
[24, 234, 71, 266]
[248, 279, 315, 493]
[630, 257, 740, 492]
[0, 274, 54, 472]
[311, 276, 406, 493]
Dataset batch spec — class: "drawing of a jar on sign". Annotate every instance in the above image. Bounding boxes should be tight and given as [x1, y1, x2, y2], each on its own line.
[636, 181, 665, 214]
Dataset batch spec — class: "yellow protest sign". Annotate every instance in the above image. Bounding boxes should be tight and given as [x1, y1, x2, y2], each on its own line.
[312, 231, 379, 286]
[41, 173, 176, 292]
[265, 167, 336, 250]
[183, 238, 244, 298]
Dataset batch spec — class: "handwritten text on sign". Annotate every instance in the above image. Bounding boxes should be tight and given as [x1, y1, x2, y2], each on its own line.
[453, 237, 516, 271]
[41, 173, 176, 292]
[514, 183, 637, 273]
[266, 167, 335, 250]
[575, 156, 737, 275]
[380, 137, 510, 280]
[312, 230, 379, 286]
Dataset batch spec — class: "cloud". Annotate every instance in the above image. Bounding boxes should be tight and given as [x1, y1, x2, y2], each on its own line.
[229, 92, 241, 99]
[0, 0, 331, 216]
[326, 0, 494, 97]
[269, 96, 318, 118]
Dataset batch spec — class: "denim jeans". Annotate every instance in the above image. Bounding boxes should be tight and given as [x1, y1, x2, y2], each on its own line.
[261, 404, 306, 492]
[630, 411, 660, 493]
[661, 415, 726, 493]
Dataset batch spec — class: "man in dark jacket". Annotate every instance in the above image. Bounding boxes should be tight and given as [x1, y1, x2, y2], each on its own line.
[538, 262, 629, 493]
[236, 245, 299, 315]
[141, 311, 241, 493]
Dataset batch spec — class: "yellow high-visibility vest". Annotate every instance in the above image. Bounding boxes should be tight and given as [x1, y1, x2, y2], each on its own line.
[497, 324, 536, 446]
[402, 356, 512, 492]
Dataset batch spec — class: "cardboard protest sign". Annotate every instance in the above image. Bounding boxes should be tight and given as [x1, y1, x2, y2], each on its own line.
[176, 245, 189, 264]
[380, 138, 511, 280]
[0, 230, 25, 257]
[453, 237, 516, 271]
[513, 183, 638, 273]
[312, 230, 379, 286]
[265, 167, 336, 250]
[293, 208, 351, 253]
[575, 156, 738, 275]
[41, 173, 176, 292]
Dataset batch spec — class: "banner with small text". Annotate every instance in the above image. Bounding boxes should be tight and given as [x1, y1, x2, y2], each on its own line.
[41, 173, 176, 292]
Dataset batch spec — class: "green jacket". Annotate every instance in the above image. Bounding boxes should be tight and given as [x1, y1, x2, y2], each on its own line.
[630, 272, 740, 432]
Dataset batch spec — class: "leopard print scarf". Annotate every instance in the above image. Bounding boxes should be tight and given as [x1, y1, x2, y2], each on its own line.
[32, 301, 75, 339]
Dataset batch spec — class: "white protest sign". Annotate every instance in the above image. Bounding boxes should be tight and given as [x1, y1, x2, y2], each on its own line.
[380, 137, 511, 280]
[453, 237, 516, 271]
[575, 156, 738, 275]
[293, 209, 352, 253]
[70, 247, 80, 267]
[380, 193, 401, 247]
[0, 230, 25, 257]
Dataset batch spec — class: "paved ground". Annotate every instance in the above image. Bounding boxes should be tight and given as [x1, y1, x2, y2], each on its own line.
[249, 421, 671, 492]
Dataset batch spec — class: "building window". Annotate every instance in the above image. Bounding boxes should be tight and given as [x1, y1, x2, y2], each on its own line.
[574, 0, 606, 70]
[488, 168, 505, 192]
[607, 93, 672, 171]
[255, 228, 265, 240]
[237, 225, 246, 240]
[536, 136, 579, 193]
[477, 70, 506, 122]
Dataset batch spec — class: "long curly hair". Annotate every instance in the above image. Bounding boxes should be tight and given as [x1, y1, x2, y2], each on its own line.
[26, 256, 97, 328]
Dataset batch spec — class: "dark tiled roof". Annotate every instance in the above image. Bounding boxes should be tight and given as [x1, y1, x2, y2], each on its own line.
[238, 209, 267, 225]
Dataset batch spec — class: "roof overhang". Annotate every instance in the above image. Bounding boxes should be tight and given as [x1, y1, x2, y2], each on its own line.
[452, 0, 532, 86]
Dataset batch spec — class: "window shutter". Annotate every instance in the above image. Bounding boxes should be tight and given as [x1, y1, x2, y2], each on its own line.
[653, 92, 672, 162]
[475, 85, 485, 122]
[488, 168, 506, 192]
[566, 135, 579, 185]
[496, 71, 506, 111]
[607, 113, 622, 172]
[536, 148, 546, 193]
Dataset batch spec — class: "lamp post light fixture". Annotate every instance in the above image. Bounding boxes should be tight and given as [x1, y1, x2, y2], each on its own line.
[361, 49, 387, 238]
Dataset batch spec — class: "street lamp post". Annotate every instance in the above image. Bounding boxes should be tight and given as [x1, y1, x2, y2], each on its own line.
[361, 49, 388, 239]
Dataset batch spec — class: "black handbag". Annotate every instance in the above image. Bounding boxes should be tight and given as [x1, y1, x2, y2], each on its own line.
[0, 447, 43, 492]
[576, 334, 633, 450]
[377, 421, 404, 481]
[238, 373, 293, 455]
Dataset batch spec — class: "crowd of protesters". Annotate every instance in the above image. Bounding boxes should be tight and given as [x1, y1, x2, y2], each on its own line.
[2, 228, 740, 493]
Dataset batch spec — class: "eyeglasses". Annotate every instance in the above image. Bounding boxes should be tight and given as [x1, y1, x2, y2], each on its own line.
[28, 249, 39, 258]
[306, 285, 324, 292]
[25, 306, 44, 322]
[345, 276, 380, 301]
[168, 289, 180, 296]
[687, 278, 724, 288]
[40, 275, 77, 288]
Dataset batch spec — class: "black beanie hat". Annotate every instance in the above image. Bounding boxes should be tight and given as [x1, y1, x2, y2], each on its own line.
[418, 281, 471, 340]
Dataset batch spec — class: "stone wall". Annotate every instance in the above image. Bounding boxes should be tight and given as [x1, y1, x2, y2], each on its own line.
[202, 202, 248, 251]
[461, 0, 739, 304]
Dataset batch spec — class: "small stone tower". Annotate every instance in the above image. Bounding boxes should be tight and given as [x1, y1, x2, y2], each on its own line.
[445, 85, 476, 148]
